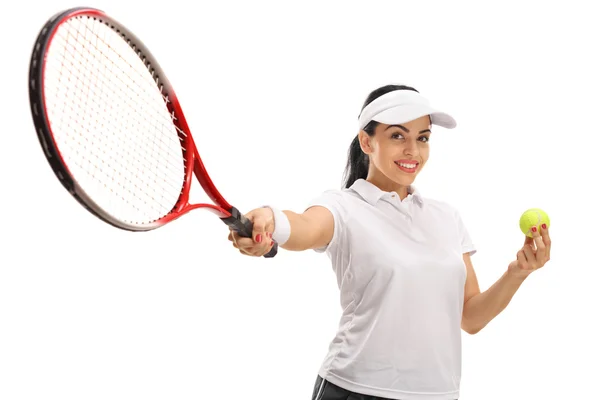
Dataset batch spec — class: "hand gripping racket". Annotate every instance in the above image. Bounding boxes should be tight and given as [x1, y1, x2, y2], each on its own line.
[28, 7, 277, 258]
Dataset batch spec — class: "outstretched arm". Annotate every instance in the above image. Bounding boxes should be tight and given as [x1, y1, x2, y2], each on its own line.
[461, 225, 552, 334]
[227, 205, 335, 256]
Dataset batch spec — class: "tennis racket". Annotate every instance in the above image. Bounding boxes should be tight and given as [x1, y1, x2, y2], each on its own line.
[28, 7, 278, 258]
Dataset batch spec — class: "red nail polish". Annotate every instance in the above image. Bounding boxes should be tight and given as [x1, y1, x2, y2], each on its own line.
[542, 224, 547, 230]
[256, 234, 262, 243]
[531, 226, 537, 233]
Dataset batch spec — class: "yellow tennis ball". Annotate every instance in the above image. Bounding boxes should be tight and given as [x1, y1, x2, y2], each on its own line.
[519, 208, 550, 237]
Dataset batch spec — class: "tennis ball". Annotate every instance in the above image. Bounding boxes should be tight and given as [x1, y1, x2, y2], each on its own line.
[519, 208, 550, 237]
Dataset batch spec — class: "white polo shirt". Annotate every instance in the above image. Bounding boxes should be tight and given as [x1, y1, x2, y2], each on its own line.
[307, 179, 476, 400]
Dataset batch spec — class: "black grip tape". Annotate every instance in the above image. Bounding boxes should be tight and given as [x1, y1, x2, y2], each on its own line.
[222, 207, 278, 258]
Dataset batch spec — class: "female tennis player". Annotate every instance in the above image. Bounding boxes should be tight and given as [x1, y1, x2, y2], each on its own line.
[227, 84, 552, 400]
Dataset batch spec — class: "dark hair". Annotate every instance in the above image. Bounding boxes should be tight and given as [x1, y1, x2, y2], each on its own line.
[342, 84, 419, 188]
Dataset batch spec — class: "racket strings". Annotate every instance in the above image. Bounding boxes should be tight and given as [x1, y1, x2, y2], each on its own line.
[43, 60, 187, 191]
[49, 23, 183, 219]
[54, 19, 189, 175]
[65, 19, 189, 147]
[43, 16, 190, 224]
[41, 97, 187, 206]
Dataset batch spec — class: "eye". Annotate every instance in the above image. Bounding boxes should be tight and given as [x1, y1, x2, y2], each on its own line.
[390, 132, 430, 142]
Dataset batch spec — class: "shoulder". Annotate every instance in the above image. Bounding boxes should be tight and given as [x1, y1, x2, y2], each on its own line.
[305, 187, 366, 224]
[305, 188, 358, 253]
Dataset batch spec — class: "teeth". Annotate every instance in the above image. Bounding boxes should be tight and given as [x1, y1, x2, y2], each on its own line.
[396, 162, 417, 168]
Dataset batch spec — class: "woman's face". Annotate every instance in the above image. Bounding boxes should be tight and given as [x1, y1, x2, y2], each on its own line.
[359, 115, 431, 190]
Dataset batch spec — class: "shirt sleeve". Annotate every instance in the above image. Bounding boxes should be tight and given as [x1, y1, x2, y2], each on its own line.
[305, 189, 347, 254]
[454, 208, 477, 256]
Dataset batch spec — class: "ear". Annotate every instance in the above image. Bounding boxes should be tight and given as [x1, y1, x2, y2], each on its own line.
[358, 130, 374, 154]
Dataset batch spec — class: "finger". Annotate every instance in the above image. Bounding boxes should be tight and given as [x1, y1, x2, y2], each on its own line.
[233, 231, 273, 255]
[531, 226, 546, 259]
[245, 238, 275, 257]
[540, 222, 551, 260]
[231, 232, 246, 250]
[230, 208, 276, 256]
[239, 248, 258, 257]
[256, 236, 274, 256]
[254, 240, 276, 257]
[242, 245, 270, 257]
[253, 213, 276, 246]
[522, 243, 537, 269]
[231, 229, 250, 244]
[251, 215, 268, 244]
[516, 249, 529, 270]
[233, 236, 256, 249]
[236, 240, 264, 257]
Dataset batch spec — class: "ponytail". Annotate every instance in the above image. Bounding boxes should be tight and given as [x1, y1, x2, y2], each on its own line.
[342, 84, 419, 189]
[342, 124, 373, 188]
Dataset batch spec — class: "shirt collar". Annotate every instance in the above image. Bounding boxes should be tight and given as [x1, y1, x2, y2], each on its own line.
[349, 179, 424, 207]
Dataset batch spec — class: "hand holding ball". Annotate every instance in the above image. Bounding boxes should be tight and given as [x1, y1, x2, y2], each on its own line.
[519, 208, 550, 237]
[509, 208, 552, 277]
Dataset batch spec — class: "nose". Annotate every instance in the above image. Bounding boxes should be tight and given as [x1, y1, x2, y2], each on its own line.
[403, 139, 419, 156]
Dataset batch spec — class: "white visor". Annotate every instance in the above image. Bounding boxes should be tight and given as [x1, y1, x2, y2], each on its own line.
[357, 89, 456, 130]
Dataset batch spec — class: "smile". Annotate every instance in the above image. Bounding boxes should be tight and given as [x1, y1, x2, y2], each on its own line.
[394, 161, 418, 173]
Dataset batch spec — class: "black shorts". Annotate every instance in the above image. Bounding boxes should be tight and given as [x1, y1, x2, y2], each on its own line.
[311, 375, 458, 400]
[311, 375, 389, 400]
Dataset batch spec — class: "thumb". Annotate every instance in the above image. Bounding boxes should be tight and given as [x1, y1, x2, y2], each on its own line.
[249, 209, 269, 244]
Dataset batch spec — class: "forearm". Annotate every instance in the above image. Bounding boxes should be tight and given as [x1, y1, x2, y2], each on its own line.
[277, 211, 311, 251]
[462, 270, 527, 334]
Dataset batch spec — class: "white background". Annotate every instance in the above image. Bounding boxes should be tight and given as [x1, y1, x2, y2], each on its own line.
[1, 1, 598, 399]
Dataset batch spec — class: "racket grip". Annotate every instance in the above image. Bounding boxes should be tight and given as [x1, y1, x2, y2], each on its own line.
[223, 207, 278, 258]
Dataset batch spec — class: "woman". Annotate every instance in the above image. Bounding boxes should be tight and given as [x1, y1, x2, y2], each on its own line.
[227, 85, 552, 400]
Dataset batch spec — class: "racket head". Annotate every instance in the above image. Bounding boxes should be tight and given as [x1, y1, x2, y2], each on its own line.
[29, 7, 229, 231]
[29, 8, 279, 257]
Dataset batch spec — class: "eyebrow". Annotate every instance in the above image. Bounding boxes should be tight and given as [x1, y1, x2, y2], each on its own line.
[386, 124, 431, 134]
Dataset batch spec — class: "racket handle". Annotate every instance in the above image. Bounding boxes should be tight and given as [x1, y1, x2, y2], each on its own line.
[222, 207, 278, 258]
